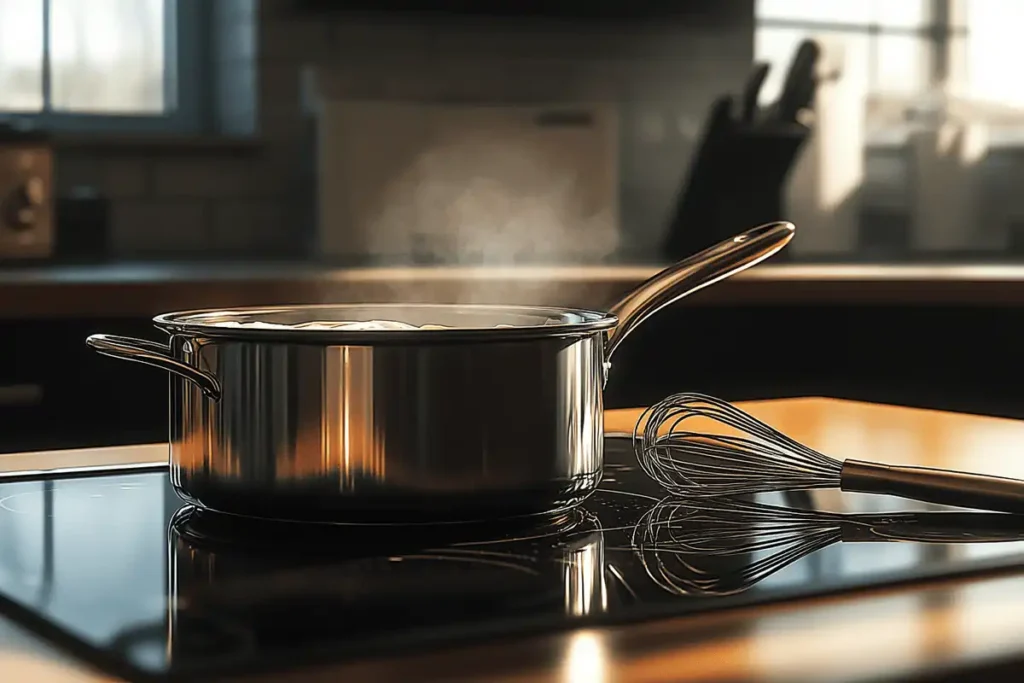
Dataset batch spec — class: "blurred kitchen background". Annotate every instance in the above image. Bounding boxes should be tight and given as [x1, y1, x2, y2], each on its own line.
[8, 0, 1024, 454]
[4, 0, 1023, 266]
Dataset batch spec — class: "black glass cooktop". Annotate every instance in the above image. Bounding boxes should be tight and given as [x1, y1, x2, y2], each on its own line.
[2, 439, 1024, 682]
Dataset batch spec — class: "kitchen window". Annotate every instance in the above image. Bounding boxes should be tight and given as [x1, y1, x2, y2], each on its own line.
[755, 0, 1024, 141]
[755, 0, 935, 101]
[756, 0, 1024, 257]
[0, 0, 203, 133]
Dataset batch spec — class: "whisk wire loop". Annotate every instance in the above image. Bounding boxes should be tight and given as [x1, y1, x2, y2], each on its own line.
[634, 393, 843, 497]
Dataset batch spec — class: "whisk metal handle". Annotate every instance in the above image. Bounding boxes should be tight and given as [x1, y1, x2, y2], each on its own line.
[841, 459, 1024, 514]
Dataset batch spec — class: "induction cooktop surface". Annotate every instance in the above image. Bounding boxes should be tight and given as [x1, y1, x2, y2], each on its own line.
[1, 439, 1023, 682]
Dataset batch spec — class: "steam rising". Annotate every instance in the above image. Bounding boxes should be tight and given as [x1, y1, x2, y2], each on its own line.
[353, 126, 619, 305]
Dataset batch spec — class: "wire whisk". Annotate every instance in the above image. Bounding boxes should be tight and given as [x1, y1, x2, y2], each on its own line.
[632, 495, 1024, 596]
[634, 392, 841, 497]
[633, 392, 1024, 514]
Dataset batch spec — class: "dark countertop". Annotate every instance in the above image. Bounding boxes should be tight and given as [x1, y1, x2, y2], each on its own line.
[7, 261, 1024, 319]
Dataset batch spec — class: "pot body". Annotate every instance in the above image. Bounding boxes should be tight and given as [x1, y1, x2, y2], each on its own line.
[90, 223, 798, 523]
[165, 331, 606, 523]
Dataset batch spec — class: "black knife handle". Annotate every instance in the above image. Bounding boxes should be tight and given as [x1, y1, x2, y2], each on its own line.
[841, 459, 1024, 514]
[740, 62, 771, 124]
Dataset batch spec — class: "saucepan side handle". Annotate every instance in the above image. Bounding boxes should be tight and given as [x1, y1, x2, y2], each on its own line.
[86, 334, 222, 401]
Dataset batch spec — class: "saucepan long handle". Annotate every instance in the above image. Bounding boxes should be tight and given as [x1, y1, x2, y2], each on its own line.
[604, 221, 795, 363]
[841, 459, 1024, 514]
[86, 334, 222, 401]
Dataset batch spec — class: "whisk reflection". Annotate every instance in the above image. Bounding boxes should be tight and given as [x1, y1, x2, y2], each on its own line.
[631, 497, 839, 596]
[631, 496, 1024, 597]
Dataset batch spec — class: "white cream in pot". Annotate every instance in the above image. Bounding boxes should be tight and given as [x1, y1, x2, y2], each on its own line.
[207, 319, 545, 330]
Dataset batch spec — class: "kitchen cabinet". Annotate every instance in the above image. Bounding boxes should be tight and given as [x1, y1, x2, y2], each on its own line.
[0, 317, 166, 453]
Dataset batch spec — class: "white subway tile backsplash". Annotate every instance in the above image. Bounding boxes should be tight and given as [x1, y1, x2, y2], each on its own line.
[211, 200, 289, 250]
[56, 155, 102, 194]
[103, 160, 151, 198]
[258, 133, 310, 181]
[152, 158, 267, 199]
[57, 156, 149, 198]
[110, 200, 210, 255]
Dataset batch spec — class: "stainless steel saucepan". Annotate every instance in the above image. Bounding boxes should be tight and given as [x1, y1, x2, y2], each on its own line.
[86, 221, 795, 524]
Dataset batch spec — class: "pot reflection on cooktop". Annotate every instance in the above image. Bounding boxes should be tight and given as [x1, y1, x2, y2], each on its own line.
[159, 504, 608, 666]
[2, 439, 1024, 681]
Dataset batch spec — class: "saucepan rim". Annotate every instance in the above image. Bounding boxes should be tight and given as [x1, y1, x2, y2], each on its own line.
[153, 302, 619, 345]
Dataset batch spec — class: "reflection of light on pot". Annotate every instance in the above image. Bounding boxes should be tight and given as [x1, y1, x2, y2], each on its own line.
[561, 630, 609, 683]
[563, 532, 606, 616]
[322, 346, 386, 486]
[557, 338, 604, 482]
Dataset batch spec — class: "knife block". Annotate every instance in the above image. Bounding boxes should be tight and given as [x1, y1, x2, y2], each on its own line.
[662, 97, 810, 261]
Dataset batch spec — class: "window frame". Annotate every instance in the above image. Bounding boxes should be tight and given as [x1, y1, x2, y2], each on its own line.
[0, 0, 205, 134]
[754, 0, 957, 94]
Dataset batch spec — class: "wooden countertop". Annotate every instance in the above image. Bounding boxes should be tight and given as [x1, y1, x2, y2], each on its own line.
[5, 262, 1024, 319]
[3, 397, 1024, 681]
[306, 572, 1024, 683]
